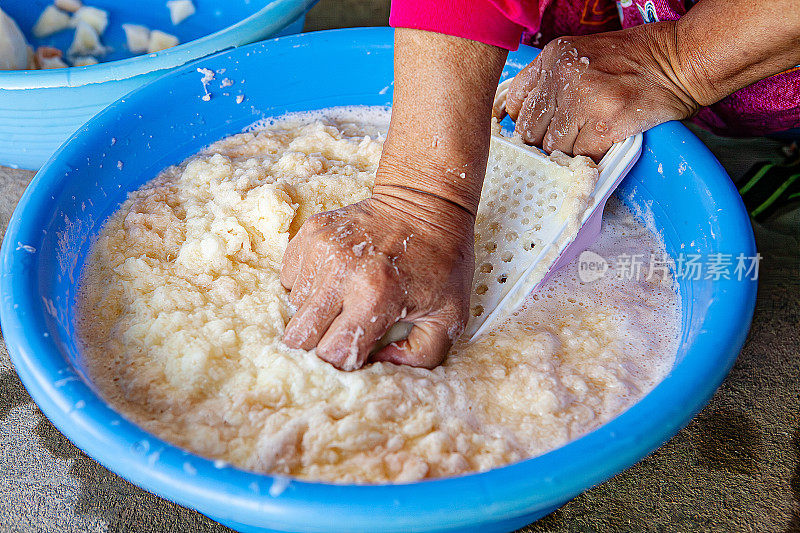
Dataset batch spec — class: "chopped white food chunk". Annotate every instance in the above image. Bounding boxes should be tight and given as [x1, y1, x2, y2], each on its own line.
[39, 54, 68, 69]
[54, 0, 83, 13]
[71, 55, 97, 66]
[147, 30, 179, 53]
[68, 20, 105, 57]
[70, 6, 108, 35]
[122, 23, 150, 53]
[166, 0, 195, 25]
[36, 46, 68, 69]
[33, 5, 71, 38]
[0, 7, 29, 70]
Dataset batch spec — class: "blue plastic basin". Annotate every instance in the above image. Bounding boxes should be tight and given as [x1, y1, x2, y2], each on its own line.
[0, 0, 317, 170]
[0, 28, 757, 532]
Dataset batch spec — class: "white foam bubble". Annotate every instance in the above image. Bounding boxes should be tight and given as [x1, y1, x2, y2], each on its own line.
[268, 475, 290, 497]
[244, 106, 392, 137]
[507, 197, 681, 386]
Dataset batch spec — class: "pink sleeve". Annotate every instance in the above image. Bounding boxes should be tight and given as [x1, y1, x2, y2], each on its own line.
[389, 0, 539, 51]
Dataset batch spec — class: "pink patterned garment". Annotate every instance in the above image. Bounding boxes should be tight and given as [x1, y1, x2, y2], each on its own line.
[390, 0, 800, 136]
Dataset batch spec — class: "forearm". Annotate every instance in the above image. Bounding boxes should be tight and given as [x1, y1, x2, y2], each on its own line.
[651, 0, 800, 107]
[374, 28, 508, 216]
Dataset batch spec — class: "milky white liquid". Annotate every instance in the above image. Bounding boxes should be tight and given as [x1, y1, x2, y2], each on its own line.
[76, 107, 680, 483]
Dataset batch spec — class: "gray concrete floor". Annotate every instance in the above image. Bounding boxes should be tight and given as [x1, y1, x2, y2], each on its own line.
[303, 0, 390, 31]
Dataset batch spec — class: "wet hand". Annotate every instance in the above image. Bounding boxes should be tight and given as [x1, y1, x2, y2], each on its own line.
[502, 23, 700, 161]
[280, 190, 474, 371]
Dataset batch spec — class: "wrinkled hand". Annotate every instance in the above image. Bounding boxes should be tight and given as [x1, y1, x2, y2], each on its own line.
[280, 190, 474, 371]
[502, 22, 700, 160]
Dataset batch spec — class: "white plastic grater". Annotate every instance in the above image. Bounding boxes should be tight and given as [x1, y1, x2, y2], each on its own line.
[464, 79, 643, 340]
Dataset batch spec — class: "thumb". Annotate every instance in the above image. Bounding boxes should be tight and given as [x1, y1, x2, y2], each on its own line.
[370, 318, 456, 369]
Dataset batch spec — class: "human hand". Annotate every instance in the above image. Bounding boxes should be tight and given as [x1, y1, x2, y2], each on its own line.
[280, 28, 508, 371]
[280, 188, 475, 371]
[502, 22, 700, 161]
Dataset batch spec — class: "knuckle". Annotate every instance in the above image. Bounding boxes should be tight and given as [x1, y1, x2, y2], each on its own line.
[521, 89, 541, 115]
[594, 116, 626, 142]
[360, 270, 399, 302]
[540, 41, 558, 58]
[508, 71, 530, 99]
[543, 125, 562, 151]
[318, 238, 342, 261]
[305, 211, 341, 236]
[303, 213, 326, 232]
[600, 87, 632, 112]
[516, 123, 535, 144]
[577, 134, 611, 160]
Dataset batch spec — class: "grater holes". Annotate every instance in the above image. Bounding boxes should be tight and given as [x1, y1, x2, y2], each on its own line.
[524, 193, 533, 201]
[475, 284, 488, 295]
[471, 305, 484, 317]
[497, 274, 508, 283]
[484, 241, 497, 253]
[500, 194, 509, 202]
[480, 262, 494, 273]
[509, 212, 518, 219]
[521, 217, 530, 225]
[505, 231, 518, 242]
[522, 241, 536, 251]
[522, 205, 531, 212]
[501, 251, 513, 262]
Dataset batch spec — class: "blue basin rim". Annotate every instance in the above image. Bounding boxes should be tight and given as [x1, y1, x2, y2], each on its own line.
[0, 27, 757, 533]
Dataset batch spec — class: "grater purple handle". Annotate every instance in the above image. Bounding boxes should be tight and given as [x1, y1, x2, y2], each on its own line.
[539, 149, 641, 286]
